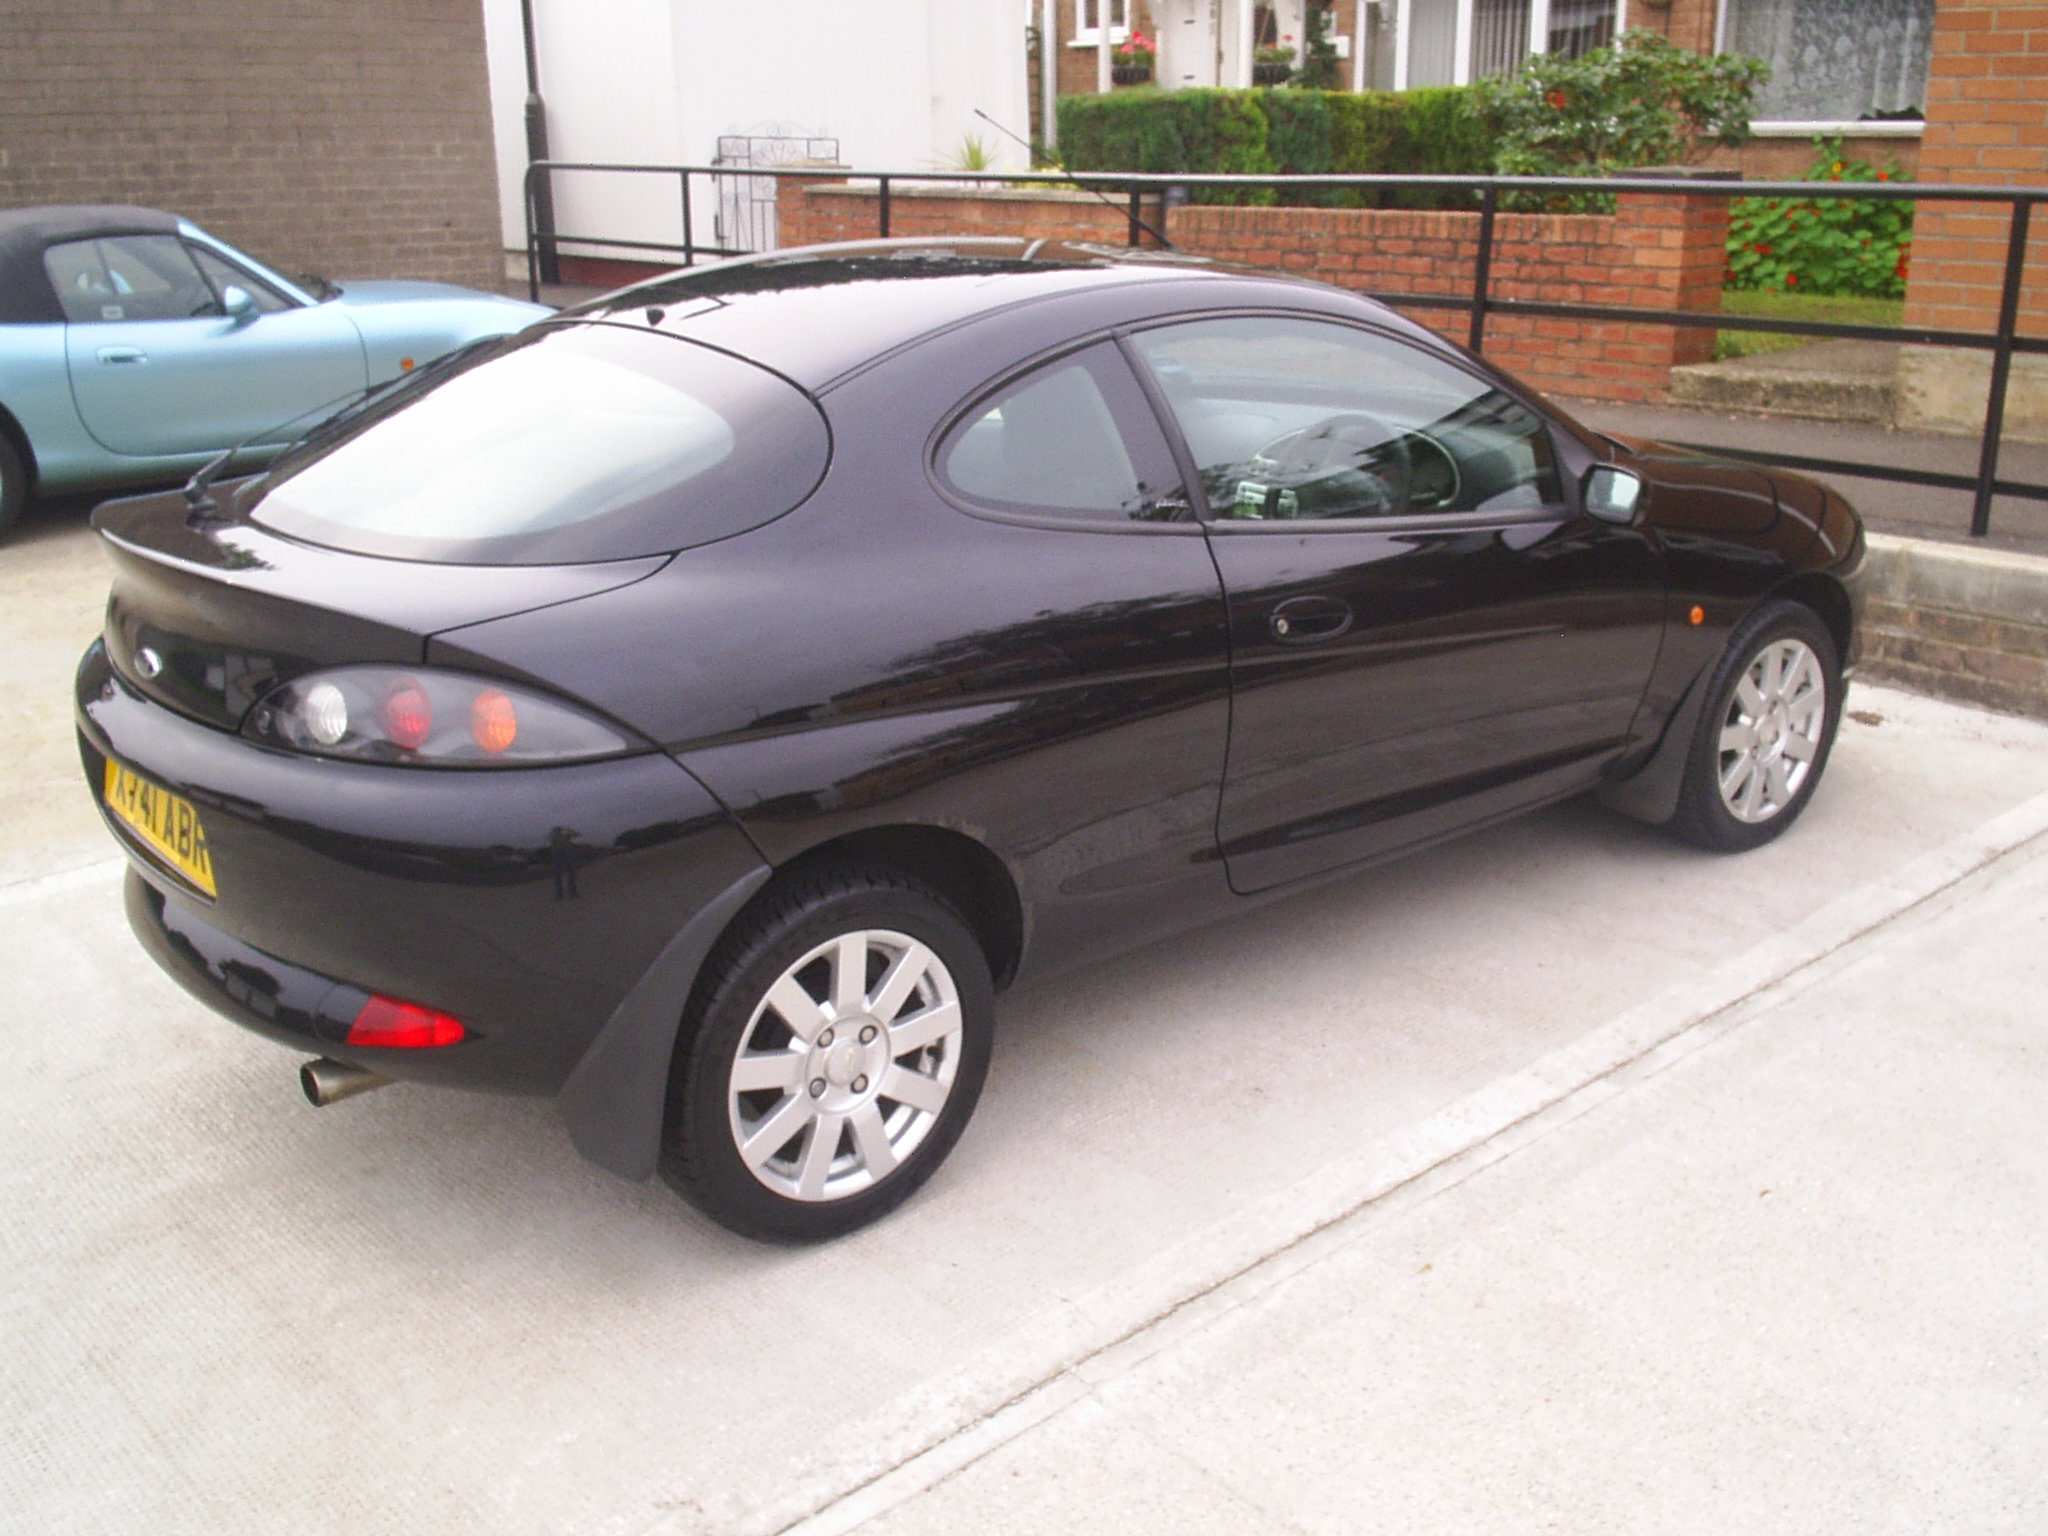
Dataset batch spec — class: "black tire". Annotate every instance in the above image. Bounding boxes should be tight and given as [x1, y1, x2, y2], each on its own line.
[660, 866, 994, 1242]
[0, 431, 25, 539]
[1668, 599, 1842, 853]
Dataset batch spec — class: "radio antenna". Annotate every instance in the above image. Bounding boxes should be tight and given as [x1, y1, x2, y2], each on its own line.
[971, 108, 1175, 250]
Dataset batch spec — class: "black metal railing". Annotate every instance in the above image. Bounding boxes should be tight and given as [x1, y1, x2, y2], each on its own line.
[523, 160, 2047, 538]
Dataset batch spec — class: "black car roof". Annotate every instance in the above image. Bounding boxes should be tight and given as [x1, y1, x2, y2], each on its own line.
[0, 204, 184, 323]
[559, 238, 1326, 390]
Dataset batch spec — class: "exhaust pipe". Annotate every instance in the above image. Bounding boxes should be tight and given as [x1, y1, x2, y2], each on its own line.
[300, 1057, 392, 1107]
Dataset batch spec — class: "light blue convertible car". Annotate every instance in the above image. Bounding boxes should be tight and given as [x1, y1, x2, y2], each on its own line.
[0, 204, 552, 534]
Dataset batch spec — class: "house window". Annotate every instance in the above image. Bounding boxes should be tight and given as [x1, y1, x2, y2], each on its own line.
[1400, 0, 1619, 89]
[1720, 0, 1933, 124]
[1072, 0, 1129, 44]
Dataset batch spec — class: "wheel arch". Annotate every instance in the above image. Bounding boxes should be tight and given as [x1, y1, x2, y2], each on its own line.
[766, 824, 1025, 992]
[1770, 571, 1854, 671]
[0, 401, 38, 487]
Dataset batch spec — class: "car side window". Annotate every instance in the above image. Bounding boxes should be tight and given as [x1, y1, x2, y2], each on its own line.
[937, 341, 1187, 524]
[1128, 316, 1563, 523]
[189, 245, 295, 314]
[44, 235, 221, 324]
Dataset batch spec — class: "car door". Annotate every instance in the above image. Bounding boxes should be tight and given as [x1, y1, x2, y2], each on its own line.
[50, 232, 366, 458]
[1126, 313, 1666, 895]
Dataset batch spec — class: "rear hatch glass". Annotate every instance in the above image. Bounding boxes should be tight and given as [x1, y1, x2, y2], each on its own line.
[248, 322, 829, 564]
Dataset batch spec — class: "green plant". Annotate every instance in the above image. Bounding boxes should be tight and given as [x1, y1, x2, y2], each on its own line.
[1475, 28, 1766, 178]
[1113, 29, 1156, 68]
[1056, 86, 1489, 210]
[1296, 3, 1343, 91]
[1725, 138, 1913, 298]
[1255, 42, 1295, 66]
[945, 132, 998, 173]
[1712, 290, 1903, 360]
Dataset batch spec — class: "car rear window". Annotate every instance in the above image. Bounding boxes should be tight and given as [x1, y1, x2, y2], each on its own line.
[249, 323, 829, 564]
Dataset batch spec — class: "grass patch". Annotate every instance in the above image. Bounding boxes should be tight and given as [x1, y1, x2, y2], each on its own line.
[1713, 289, 1904, 362]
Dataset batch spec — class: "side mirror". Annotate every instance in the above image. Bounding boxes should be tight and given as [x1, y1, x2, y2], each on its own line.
[222, 285, 257, 323]
[1582, 464, 1642, 525]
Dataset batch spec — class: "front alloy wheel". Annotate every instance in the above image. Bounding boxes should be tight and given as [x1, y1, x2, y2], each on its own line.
[663, 867, 993, 1241]
[1670, 599, 1842, 852]
[1716, 636, 1828, 824]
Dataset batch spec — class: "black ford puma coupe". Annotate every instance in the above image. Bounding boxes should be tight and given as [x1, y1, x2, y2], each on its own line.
[77, 238, 1863, 1241]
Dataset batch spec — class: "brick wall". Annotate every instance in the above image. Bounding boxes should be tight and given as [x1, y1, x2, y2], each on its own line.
[1900, 0, 2048, 339]
[1858, 535, 2048, 721]
[0, 0, 504, 292]
[781, 179, 1728, 404]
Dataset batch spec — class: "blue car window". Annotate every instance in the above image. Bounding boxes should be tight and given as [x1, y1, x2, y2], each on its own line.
[189, 245, 295, 314]
[43, 235, 218, 324]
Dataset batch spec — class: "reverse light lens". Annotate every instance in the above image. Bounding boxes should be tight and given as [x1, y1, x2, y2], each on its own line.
[244, 667, 636, 766]
[347, 994, 466, 1048]
[303, 681, 350, 746]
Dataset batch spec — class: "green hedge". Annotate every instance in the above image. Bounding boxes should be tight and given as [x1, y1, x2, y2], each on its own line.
[1056, 86, 1488, 208]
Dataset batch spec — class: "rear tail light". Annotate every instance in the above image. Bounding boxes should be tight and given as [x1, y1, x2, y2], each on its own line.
[347, 994, 466, 1048]
[243, 667, 636, 766]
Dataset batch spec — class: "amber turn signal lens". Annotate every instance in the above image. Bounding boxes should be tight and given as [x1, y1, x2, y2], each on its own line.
[1689, 605, 1706, 626]
[470, 688, 518, 755]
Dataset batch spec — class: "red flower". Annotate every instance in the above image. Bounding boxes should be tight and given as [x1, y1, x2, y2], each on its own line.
[1546, 89, 1568, 109]
[1753, 242, 1771, 255]
[1785, 272, 1797, 286]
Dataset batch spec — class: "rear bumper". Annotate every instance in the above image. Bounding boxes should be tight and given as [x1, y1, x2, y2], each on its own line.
[77, 640, 766, 1095]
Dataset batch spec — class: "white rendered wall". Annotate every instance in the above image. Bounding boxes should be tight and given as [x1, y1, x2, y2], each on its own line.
[485, 0, 1029, 264]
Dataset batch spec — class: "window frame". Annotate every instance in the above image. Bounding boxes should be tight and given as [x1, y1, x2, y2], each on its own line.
[1713, 0, 1932, 134]
[928, 332, 1204, 537]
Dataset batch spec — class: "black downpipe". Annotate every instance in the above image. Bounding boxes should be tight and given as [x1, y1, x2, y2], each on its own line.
[521, 0, 560, 287]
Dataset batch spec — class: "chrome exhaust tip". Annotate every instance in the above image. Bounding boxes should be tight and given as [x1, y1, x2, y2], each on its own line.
[300, 1057, 392, 1107]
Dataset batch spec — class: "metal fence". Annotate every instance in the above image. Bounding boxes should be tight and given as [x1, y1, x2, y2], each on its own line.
[523, 160, 2047, 539]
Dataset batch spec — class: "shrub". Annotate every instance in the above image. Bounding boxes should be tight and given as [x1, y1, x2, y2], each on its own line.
[1726, 138, 1914, 298]
[1475, 28, 1766, 177]
[1056, 88, 1275, 204]
[1056, 86, 1488, 210]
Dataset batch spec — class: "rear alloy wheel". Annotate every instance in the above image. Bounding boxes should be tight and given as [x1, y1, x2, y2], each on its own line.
[1670, 600, 1841, 852]
[0, 433, 25, 538]
[662, 868, 993, 1242]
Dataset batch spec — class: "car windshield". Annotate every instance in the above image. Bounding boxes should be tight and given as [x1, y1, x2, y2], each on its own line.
[250, 323, 829, 564]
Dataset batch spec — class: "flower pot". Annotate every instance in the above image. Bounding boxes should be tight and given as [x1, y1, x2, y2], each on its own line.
[1111, 63, 1153, 85]
[1252, 62, 1292, 85]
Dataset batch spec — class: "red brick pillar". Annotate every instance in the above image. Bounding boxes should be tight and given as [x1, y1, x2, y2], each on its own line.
[772, 164, 853, 251]
[1897, 0, 2048, 441]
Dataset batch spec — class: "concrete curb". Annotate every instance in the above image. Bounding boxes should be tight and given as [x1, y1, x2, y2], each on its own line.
[1861, 533, 2048, 718]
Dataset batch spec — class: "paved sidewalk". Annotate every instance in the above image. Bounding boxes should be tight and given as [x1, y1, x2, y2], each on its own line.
[797, 805, 2048, 1536]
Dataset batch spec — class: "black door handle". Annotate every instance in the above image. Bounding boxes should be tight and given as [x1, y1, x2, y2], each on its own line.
[1270, 594, 1352, 644]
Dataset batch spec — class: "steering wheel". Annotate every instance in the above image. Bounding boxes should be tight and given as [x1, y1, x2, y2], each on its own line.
[1242, 411, 1412, 519]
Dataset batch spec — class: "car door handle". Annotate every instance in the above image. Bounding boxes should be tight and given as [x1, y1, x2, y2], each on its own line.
[1269, 594, 1352, 644]
[96, 346, 148, 365]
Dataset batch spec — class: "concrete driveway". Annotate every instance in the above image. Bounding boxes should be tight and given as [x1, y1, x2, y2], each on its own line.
[5, 506, 2046, 1534]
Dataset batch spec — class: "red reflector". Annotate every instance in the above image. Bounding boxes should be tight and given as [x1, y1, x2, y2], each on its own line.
[381, 678, 432, 751]
[347, 994, 466, 1048]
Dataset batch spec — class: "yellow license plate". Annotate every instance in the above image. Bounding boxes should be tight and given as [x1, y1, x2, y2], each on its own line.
[103, 758, 217, 898]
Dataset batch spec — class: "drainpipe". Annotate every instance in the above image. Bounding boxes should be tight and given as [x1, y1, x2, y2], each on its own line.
[521, 0, 559, 286]
[1043, 0, 1058, 151]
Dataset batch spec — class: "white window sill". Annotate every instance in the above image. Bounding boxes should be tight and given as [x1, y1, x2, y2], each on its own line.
[1749, 120, 1924, 138]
